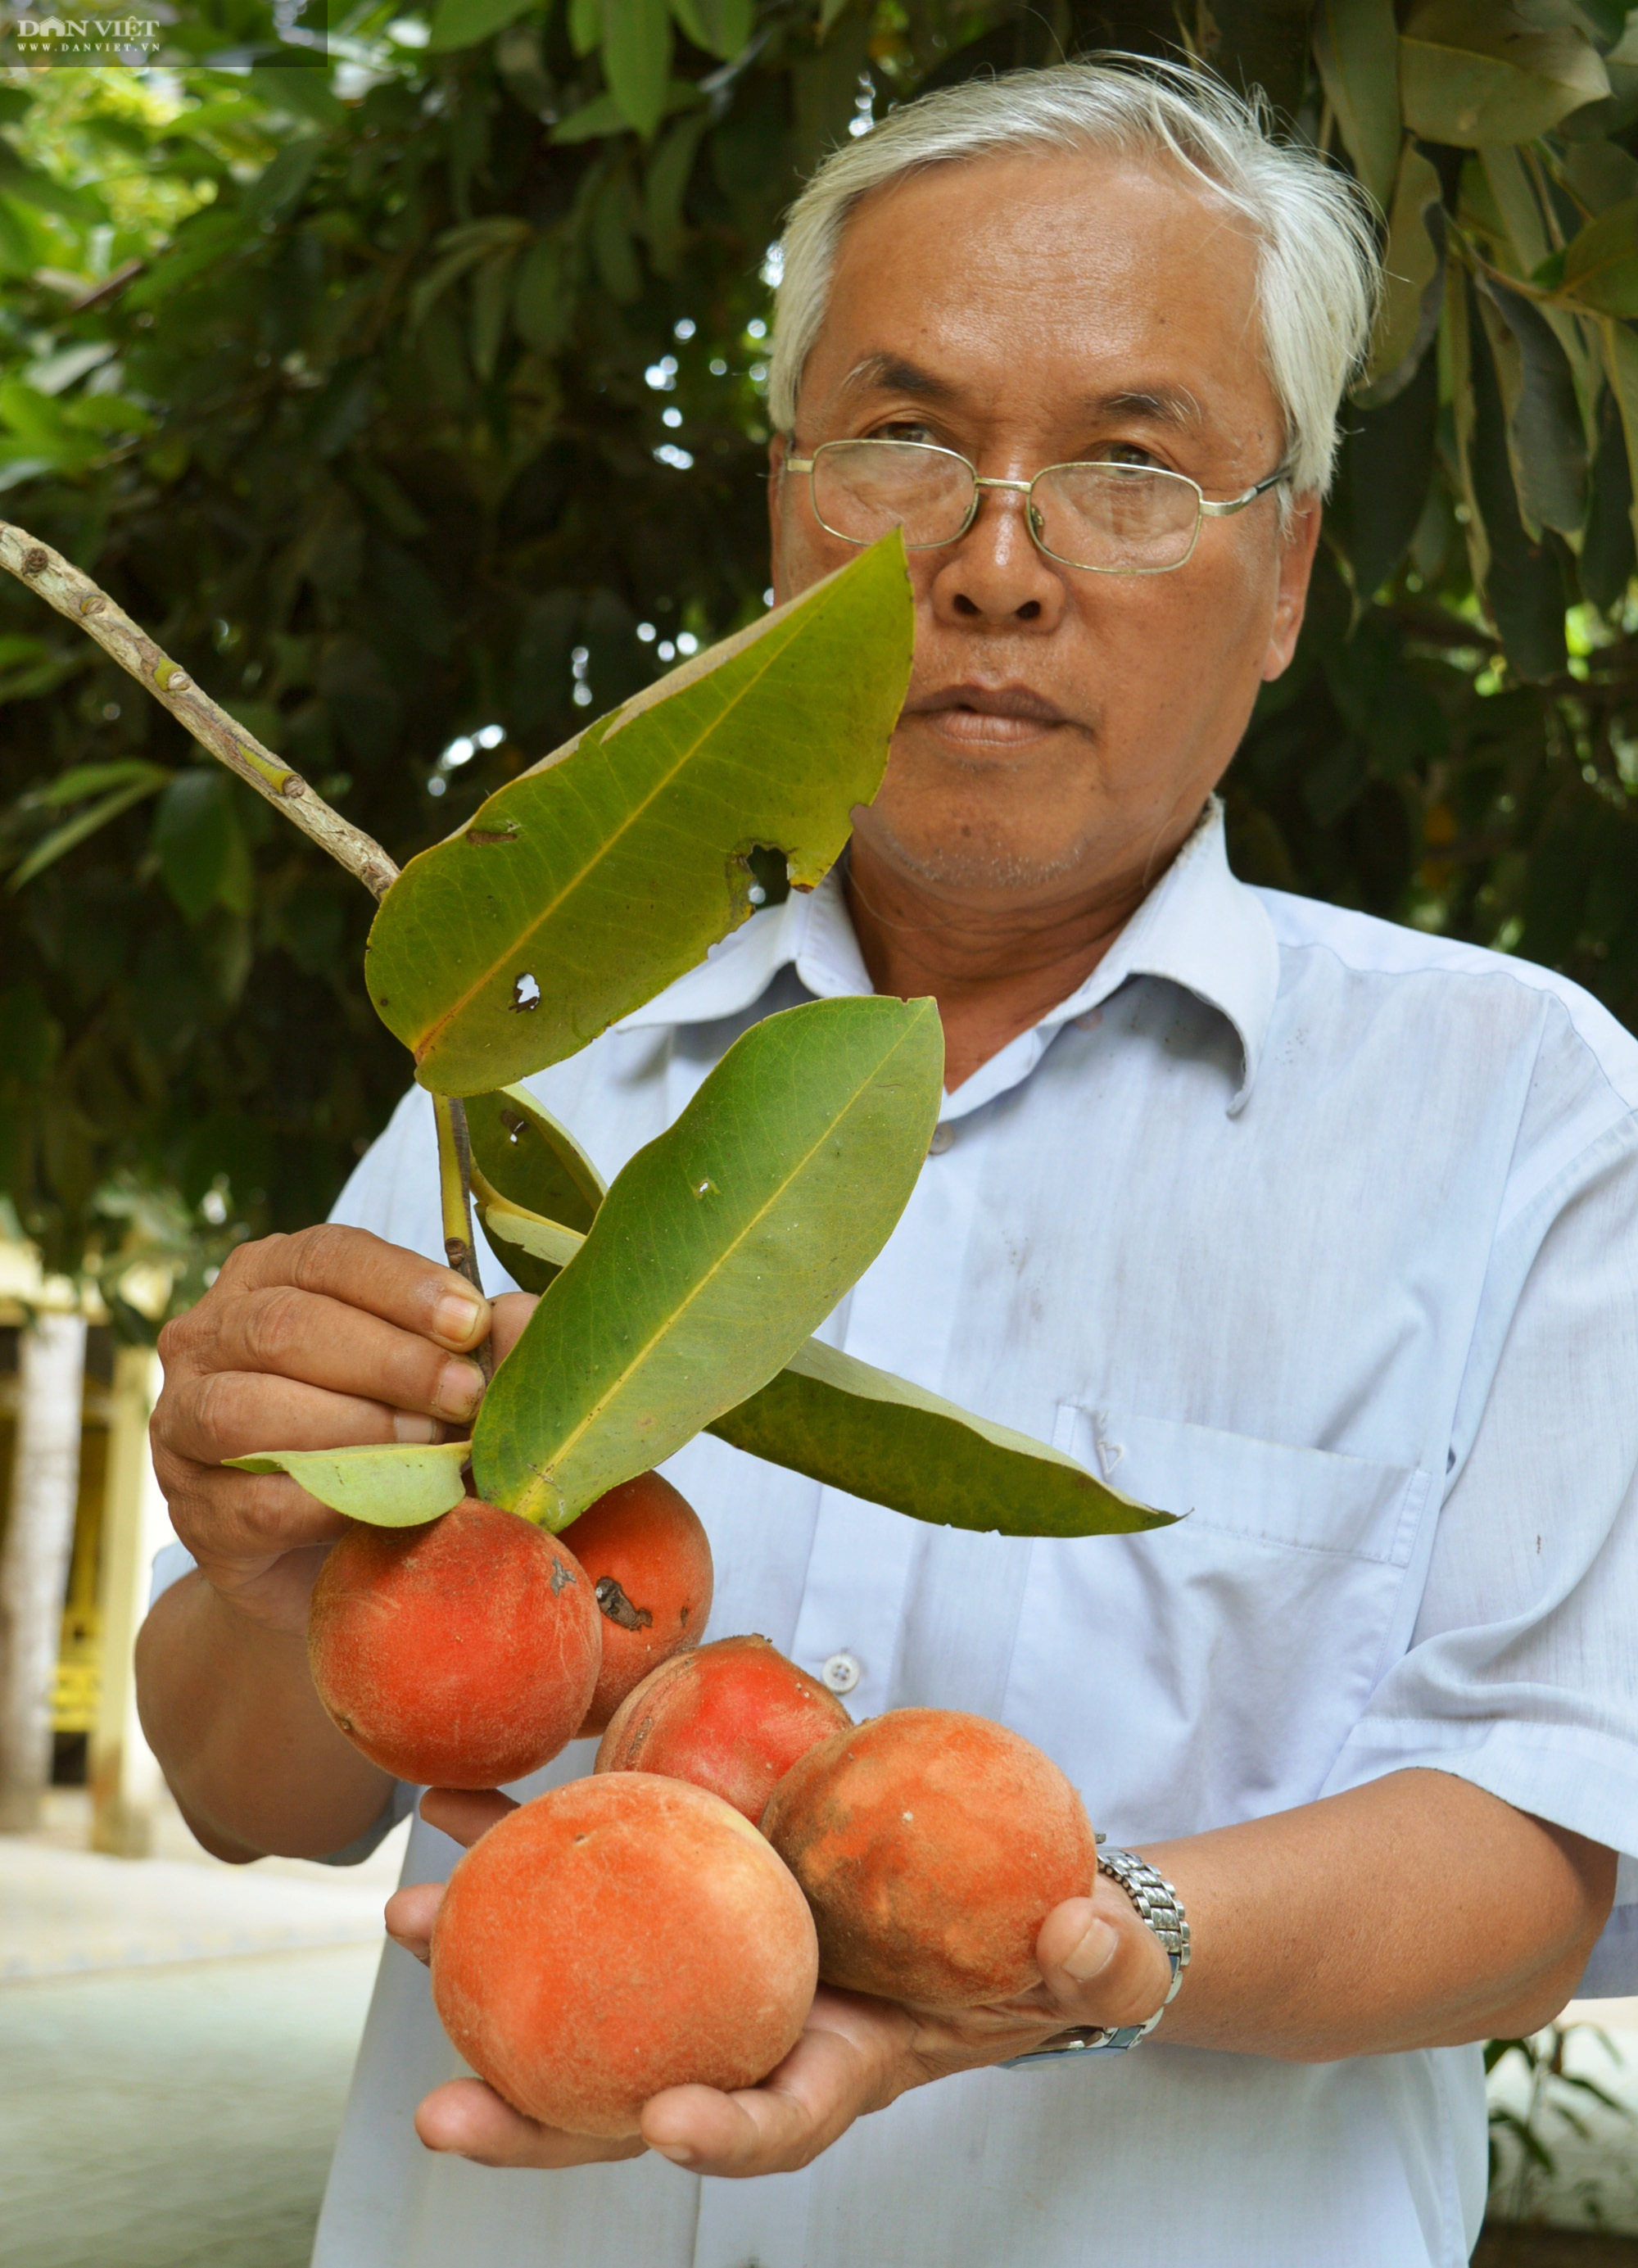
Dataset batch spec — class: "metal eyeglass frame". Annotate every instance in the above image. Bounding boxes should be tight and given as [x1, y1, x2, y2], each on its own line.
[783, 436, 1288, 577]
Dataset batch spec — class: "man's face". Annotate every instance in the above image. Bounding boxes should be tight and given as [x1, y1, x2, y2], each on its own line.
[768, 148, 1321, 898]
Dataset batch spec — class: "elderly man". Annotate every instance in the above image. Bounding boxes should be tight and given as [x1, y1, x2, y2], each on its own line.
[136, 59, 1637, 2268]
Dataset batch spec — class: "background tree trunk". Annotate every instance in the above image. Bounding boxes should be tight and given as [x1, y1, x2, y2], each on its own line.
[0, 1307, 88, 1834]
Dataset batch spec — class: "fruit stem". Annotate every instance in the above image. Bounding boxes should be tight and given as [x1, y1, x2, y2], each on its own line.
[435, 1094, 492, 1380]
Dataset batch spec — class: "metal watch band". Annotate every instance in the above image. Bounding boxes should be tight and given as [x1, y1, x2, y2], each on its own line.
[1002, 1845, 1189, 2069]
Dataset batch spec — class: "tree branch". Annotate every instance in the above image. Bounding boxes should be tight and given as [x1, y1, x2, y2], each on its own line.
[0, 523, 400, 901]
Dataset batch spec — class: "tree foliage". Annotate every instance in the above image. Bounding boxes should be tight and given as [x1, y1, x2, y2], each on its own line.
[3, 0, 1638, 1301]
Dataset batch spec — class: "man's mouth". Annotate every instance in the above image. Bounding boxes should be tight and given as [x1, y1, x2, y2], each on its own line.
[903, 683, 1075, 744]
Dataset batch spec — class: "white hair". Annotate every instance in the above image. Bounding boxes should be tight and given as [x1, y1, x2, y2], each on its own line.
[768, 58, 1380, 500]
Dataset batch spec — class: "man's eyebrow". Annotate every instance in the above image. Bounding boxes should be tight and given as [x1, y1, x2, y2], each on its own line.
[1088, 386, 1205, 428]
[838, 353, 959, 403]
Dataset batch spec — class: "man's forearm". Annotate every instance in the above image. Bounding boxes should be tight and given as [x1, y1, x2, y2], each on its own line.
[136, 1570, 394, 1863]
[1143, 1768, 1614, 2062]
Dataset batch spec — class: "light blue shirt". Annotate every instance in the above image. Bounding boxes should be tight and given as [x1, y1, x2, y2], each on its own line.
[250, 801, 1638, 2268]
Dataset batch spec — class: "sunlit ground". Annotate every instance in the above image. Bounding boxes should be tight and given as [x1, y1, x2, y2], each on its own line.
[1, 1790, 405, 2268]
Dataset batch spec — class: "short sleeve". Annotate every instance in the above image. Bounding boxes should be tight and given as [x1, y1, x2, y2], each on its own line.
[1324, 1114, 1638, 1991]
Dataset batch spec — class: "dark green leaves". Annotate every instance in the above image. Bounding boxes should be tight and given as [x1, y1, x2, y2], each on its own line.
[426, 0, 542, 52]
[7, 761, 170, 891]
[1313, 0, 1401, 213]
[366, 536, 913, 1096]
[471, 995, 943, 1526]
[1558, 200, 1638, 319]
[1355, 145, 1443, 408]
[603, 0, 673, 137]
[708, 1338, 1173, 1538]
[153, 770, 254, 924]
[1474, 275, 1587, 540]
[1400, 2, 1609, 146]
[1464, 279, 1568, 682]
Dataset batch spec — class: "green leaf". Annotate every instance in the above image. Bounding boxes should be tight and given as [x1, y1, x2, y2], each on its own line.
[21, 758, 170, 812]
[1466, 278, 1568, 681]
[1400, 2, 1609, 147]
[707, 1338, 1172, 1537]
[1559, 198, 1638, 318]
[1355, 143, 1443, 408]
[470, 994, 943, 1525]
[462, 1176, 1170, 1536]
[8, 772, 170, 891]
[602, 0, 673, 138]
[554, 81, 699, 138]
[471, 246, 521, 381]
[645, 110, 708, 274]
[667, 0, 752, 61]
[365, 535, 912, 1095]
[1581, 378, 1636, 610]
[243, 138, 324, 226]
[153, 770, 251, 925]
[467, 1084, 605, 1226]
[410, 219, 532, 328]
[1331, 346, 1438, 598]
[1313, 0, 1401, 214]
[0, 148, 102, 226]
[1598, 317, 1638, 562]
[479, 1192, 588, 1293]
[224, 1442, 471, 1527]
[512, 234, 568, 351]
[1474, 274, 1588, 539]
[427, 0, 541, 50]
[569, 0, 602, 55]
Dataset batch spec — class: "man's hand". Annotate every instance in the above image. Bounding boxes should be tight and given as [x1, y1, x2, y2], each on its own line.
[138, 1228, 536, 1863]
[152, 1225, 532, 1632]
[386, 1790, 1173, 2177]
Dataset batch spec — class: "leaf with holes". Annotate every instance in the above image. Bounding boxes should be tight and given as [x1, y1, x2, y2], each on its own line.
[470, 994, 943, 1527]
[468, 1084, 605, 1225]
[364, 534, 912, 1095]
[708, 1338, 1174, 1538]
[468, 1084, 605, 1293]
[224, 1442, 471, 1526]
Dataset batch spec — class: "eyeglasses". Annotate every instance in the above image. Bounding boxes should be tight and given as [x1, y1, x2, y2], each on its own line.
[783, 437, 1287, 577]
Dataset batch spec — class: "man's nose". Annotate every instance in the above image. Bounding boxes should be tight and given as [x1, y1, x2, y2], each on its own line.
[928, 482, 1066, 627]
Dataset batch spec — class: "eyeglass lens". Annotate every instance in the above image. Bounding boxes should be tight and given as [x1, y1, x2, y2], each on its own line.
[809, 439, 1201, 573]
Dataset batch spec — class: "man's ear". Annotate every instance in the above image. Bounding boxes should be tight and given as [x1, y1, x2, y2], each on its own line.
[1262, 496, 1323, 684]
[767, 433, 789, 604]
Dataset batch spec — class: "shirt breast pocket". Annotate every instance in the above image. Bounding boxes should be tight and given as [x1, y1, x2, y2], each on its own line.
[1002, 1408, 1434, 1839]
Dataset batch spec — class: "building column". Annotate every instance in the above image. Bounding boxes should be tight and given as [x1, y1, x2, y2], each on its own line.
[91, 1343, 172, 1858]
[0, 1305, 88, 1833]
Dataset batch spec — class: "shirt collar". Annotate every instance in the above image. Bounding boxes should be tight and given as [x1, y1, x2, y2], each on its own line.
[616, 799, 1279, 1116]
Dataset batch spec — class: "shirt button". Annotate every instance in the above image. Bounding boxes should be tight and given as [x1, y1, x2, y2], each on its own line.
[821, 1651, 862, 1695]
[927, 1125, 954, 1156]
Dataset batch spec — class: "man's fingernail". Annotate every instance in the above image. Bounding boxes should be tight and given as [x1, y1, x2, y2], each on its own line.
[433, 1292, 485, 1347]
[654, 2144, 695, 2166]
[393, 1412, 438, 1444]
[432, 1358, 486, 1421]
[1062, 1919, 1118, 1981]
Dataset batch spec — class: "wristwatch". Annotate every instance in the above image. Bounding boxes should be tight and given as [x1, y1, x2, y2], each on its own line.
[1002, 1844, 1191, 2067]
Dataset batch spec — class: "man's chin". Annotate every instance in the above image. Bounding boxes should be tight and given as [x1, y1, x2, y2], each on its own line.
[853, 808, 1097, 894]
